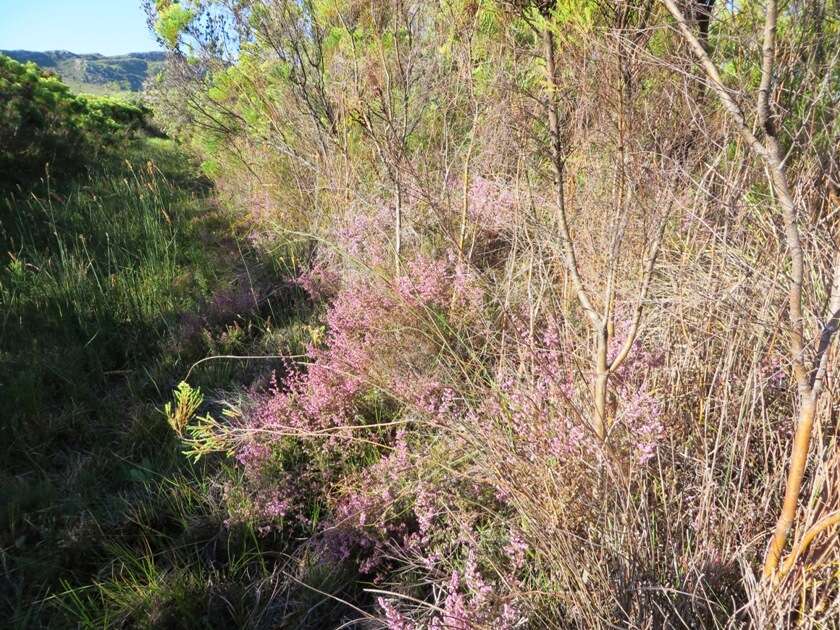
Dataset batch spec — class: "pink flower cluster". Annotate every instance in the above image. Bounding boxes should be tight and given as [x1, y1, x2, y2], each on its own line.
[481, 319, 599, 463]
[231, 252, 481, 524]
[295, 258, 340, 301]
[607, 316, 666, 464]
[332, 202, 394, 263]
[377, 558, 525, 630]
[466, 175, 518, 232]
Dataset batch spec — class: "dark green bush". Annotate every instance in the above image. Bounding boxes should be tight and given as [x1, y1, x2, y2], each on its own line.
[0, 54, 149, 189]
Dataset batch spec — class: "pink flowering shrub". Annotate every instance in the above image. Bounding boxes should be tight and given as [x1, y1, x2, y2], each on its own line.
[207, 189, 668, 627]
[225, 250, 483, 518]
[297, 200, 396, 300]
[470, 312, 665, 473]
[337, 450, 530, 628]
[332, 201, 395, 264]
[295, 258, 340, 302]
[212, 247, 557, 625]
[466, 175, 517, 233]
[606, 316, 666, 464]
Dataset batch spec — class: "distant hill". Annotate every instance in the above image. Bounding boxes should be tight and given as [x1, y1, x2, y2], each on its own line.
[0, 50, 167, 95]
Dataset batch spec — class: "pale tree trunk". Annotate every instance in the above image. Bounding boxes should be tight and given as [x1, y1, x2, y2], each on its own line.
[542, 27, 606, 439]
[542, 25, 663, 443]
[395, 181, 402, 270]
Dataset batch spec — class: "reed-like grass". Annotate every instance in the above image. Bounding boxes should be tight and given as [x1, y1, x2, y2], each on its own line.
[0, 139, 316, 628]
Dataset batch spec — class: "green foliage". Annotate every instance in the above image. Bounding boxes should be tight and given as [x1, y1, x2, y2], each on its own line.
[164, 381, 204, 437]
[155, 2, 196, 48]
[181, 405, 240, 462]
[163, 382, 239, 463]
[0, 54, 150, 189]
[81, 94, 148, 132]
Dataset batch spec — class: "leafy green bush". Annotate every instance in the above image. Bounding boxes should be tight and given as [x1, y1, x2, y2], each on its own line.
[0, 54, 150, 189]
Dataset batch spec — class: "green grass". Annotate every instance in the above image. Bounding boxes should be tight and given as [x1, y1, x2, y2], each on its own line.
[1, 137, 215, 423]
[0, 138, 315, 628]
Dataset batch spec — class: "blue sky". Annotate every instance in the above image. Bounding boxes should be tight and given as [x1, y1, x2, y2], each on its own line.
[0, 1, 162, 55]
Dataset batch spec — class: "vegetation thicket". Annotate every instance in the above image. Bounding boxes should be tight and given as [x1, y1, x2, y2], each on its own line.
[0, 54, 152, 188]
[2, 0, 839, 628]
[143, 0, 840, 626]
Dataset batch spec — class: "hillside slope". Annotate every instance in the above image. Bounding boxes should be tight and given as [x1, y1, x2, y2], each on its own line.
[0, 49, 165, 94]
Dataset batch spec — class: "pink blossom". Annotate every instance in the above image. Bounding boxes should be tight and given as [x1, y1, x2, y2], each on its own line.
[377, 597, 415, 630]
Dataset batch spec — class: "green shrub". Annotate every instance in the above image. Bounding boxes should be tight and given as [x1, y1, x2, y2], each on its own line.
[0, 54, 150, 189]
